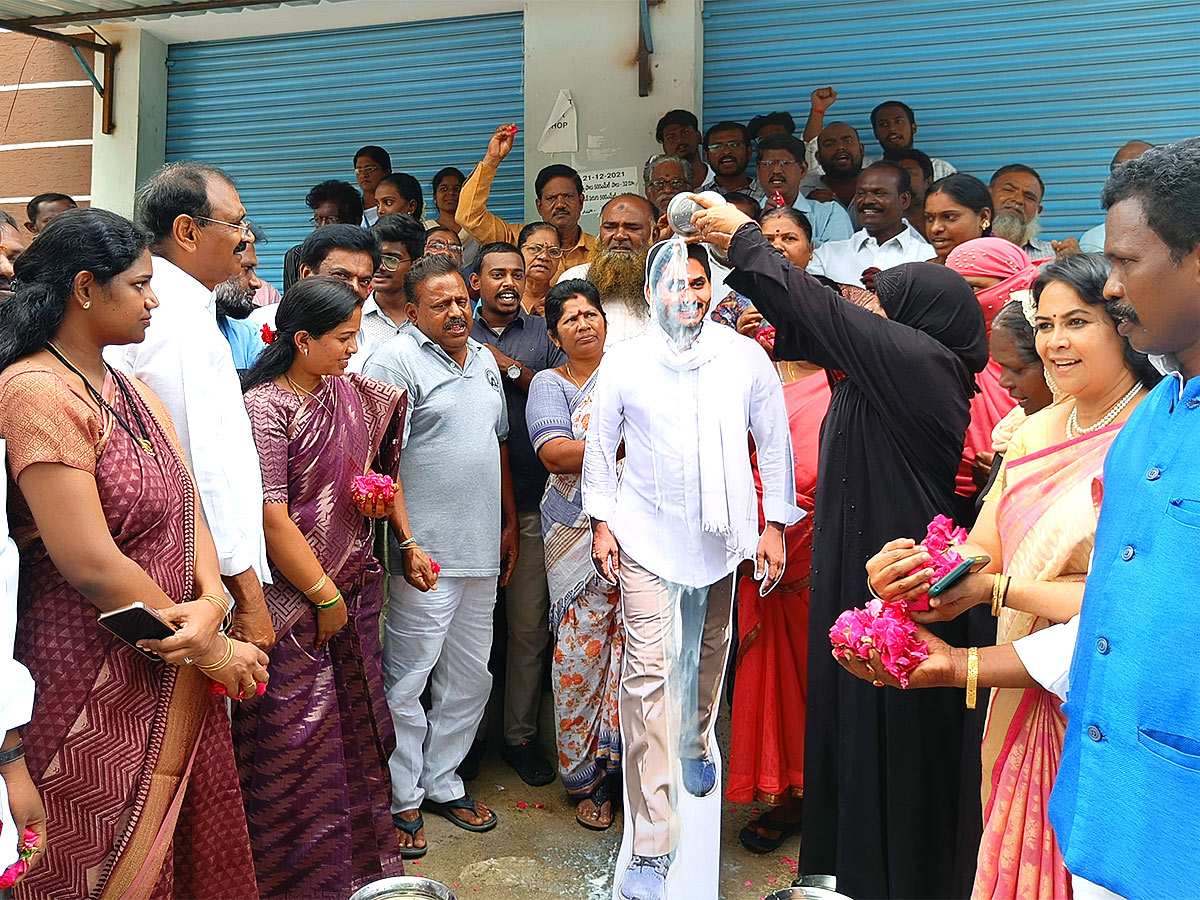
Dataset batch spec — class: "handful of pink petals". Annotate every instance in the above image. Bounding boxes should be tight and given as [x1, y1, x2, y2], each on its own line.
[352, 473, 396, 507]
[829, 599, 929, 688]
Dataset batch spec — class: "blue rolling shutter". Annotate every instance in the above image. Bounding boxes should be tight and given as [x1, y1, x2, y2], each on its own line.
[702, 0, 1200, 239]
[166, 12, 524, 287]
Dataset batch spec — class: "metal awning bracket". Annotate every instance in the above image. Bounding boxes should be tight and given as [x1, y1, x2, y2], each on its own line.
[0, 19, 118, 134]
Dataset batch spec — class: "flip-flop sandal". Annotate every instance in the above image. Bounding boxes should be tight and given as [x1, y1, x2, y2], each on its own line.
[392, 811, 428, 859]
[738, 811, 802, 854]
[422, 795, 498, 833]
[575, 798, 613, 831]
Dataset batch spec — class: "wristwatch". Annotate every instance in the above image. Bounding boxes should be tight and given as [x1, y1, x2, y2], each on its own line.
[505, 363, 522, 381]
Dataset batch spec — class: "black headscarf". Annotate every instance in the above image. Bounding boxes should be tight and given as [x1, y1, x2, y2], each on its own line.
[874, 262, 990, 391]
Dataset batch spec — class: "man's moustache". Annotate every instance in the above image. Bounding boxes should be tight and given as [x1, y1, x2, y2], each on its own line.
[1110, 302, 1140, 325]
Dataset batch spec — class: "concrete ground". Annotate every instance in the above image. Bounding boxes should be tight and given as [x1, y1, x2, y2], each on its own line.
[406, 712, 802, 900]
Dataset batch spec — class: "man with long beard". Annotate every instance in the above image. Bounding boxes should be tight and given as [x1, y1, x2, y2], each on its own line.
[559, 194, 656, 346]
[987, 163, 1083, 259]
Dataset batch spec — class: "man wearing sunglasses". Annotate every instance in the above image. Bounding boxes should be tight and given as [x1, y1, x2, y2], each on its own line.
[698, 122, 764, 202]
[106, 161, 276, 653]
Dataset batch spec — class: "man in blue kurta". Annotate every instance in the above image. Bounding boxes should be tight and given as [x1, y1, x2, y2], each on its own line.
[1043, 139, 1200, 899]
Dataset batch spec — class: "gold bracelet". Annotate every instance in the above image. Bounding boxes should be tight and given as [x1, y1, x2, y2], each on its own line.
[991, 574, 1011, 617]
[198, 592, 232, 631]
[966, 647, 979, 710]
[314, 591, 343, 610]
[198, 592, 230, 614]
[196, 635, 235, 672]
[303, 574, 329, 598]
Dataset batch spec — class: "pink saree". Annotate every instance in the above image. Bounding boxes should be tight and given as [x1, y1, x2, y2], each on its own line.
[0, 362, 258, 900]
[971, 421, 1120, 900]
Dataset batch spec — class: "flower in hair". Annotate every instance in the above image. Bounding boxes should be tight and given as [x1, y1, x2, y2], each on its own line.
[260, 323, 277, 344]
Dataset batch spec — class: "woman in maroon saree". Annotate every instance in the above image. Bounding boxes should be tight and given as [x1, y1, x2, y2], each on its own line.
[236, 276, 431, 897]
[0, 209, 265, 899]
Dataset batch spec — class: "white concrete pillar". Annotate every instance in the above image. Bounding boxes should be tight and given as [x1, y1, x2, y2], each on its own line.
[88, 26, 166, 218]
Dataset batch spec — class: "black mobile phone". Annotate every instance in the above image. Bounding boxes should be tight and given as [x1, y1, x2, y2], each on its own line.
[97, 602, 177, 661]
[928, 555, 991, 597]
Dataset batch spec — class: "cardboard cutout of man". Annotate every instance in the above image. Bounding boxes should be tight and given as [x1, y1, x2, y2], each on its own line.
[583, 239, 801, 899]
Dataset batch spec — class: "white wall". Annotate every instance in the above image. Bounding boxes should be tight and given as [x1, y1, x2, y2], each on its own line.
[88, 0, 703, 226]
[523, 0, 701, 232]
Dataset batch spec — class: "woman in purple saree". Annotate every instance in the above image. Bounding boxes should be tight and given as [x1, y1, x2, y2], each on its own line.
[236, 277, 433, 898]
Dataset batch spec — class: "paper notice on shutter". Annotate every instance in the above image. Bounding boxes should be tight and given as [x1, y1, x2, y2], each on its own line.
[580, 167, 640, 220]
[537, 89, 578, 154]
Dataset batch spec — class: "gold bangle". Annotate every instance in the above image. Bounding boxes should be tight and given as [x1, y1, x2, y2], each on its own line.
[966, 647, 979, 710]
[198, 592, 230, 614]
[196, 635, 235, 672]
[303, 574, 329, 598]
[198, 592, 232, 631]
[314, 591, 342, 610]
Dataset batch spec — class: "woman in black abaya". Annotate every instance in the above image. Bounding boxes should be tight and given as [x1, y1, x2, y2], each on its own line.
[691, 201, 988, 900]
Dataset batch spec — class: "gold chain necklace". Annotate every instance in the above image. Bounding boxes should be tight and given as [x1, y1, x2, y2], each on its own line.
[564, 362, 586, 389]
[284, 373, 331, 414]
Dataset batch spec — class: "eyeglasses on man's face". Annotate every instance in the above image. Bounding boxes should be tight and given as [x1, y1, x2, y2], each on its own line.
[310, 214, 341, 227]
[378, 253, 411, 272]
[425, 240, 464, 256]
[707, 140, 745, 153]
[758, 159, 799, 170]
[196, 216, 254, 240]
[649, 178, 689, 192]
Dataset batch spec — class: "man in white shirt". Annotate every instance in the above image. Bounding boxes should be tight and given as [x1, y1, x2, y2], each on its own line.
[808, 160, 934, 287]
[106, 162, 274, 648]
[583, 241, 799, 900]
[557, 194, 656, 346]
[354, 213, 427, 368]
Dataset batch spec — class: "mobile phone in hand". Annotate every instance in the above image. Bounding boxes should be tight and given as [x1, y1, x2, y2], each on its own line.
[928, 555, 991, 598]
[97, 602, 177, 661]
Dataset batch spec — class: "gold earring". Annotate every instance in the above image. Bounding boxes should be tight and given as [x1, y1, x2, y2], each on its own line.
[82, 301, 91, 309]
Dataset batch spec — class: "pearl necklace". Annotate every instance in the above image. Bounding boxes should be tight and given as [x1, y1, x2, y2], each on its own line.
[1066, 382, 1141, 440]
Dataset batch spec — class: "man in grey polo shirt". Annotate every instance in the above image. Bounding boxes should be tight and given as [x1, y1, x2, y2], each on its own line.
[362, 253, 518, 858]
